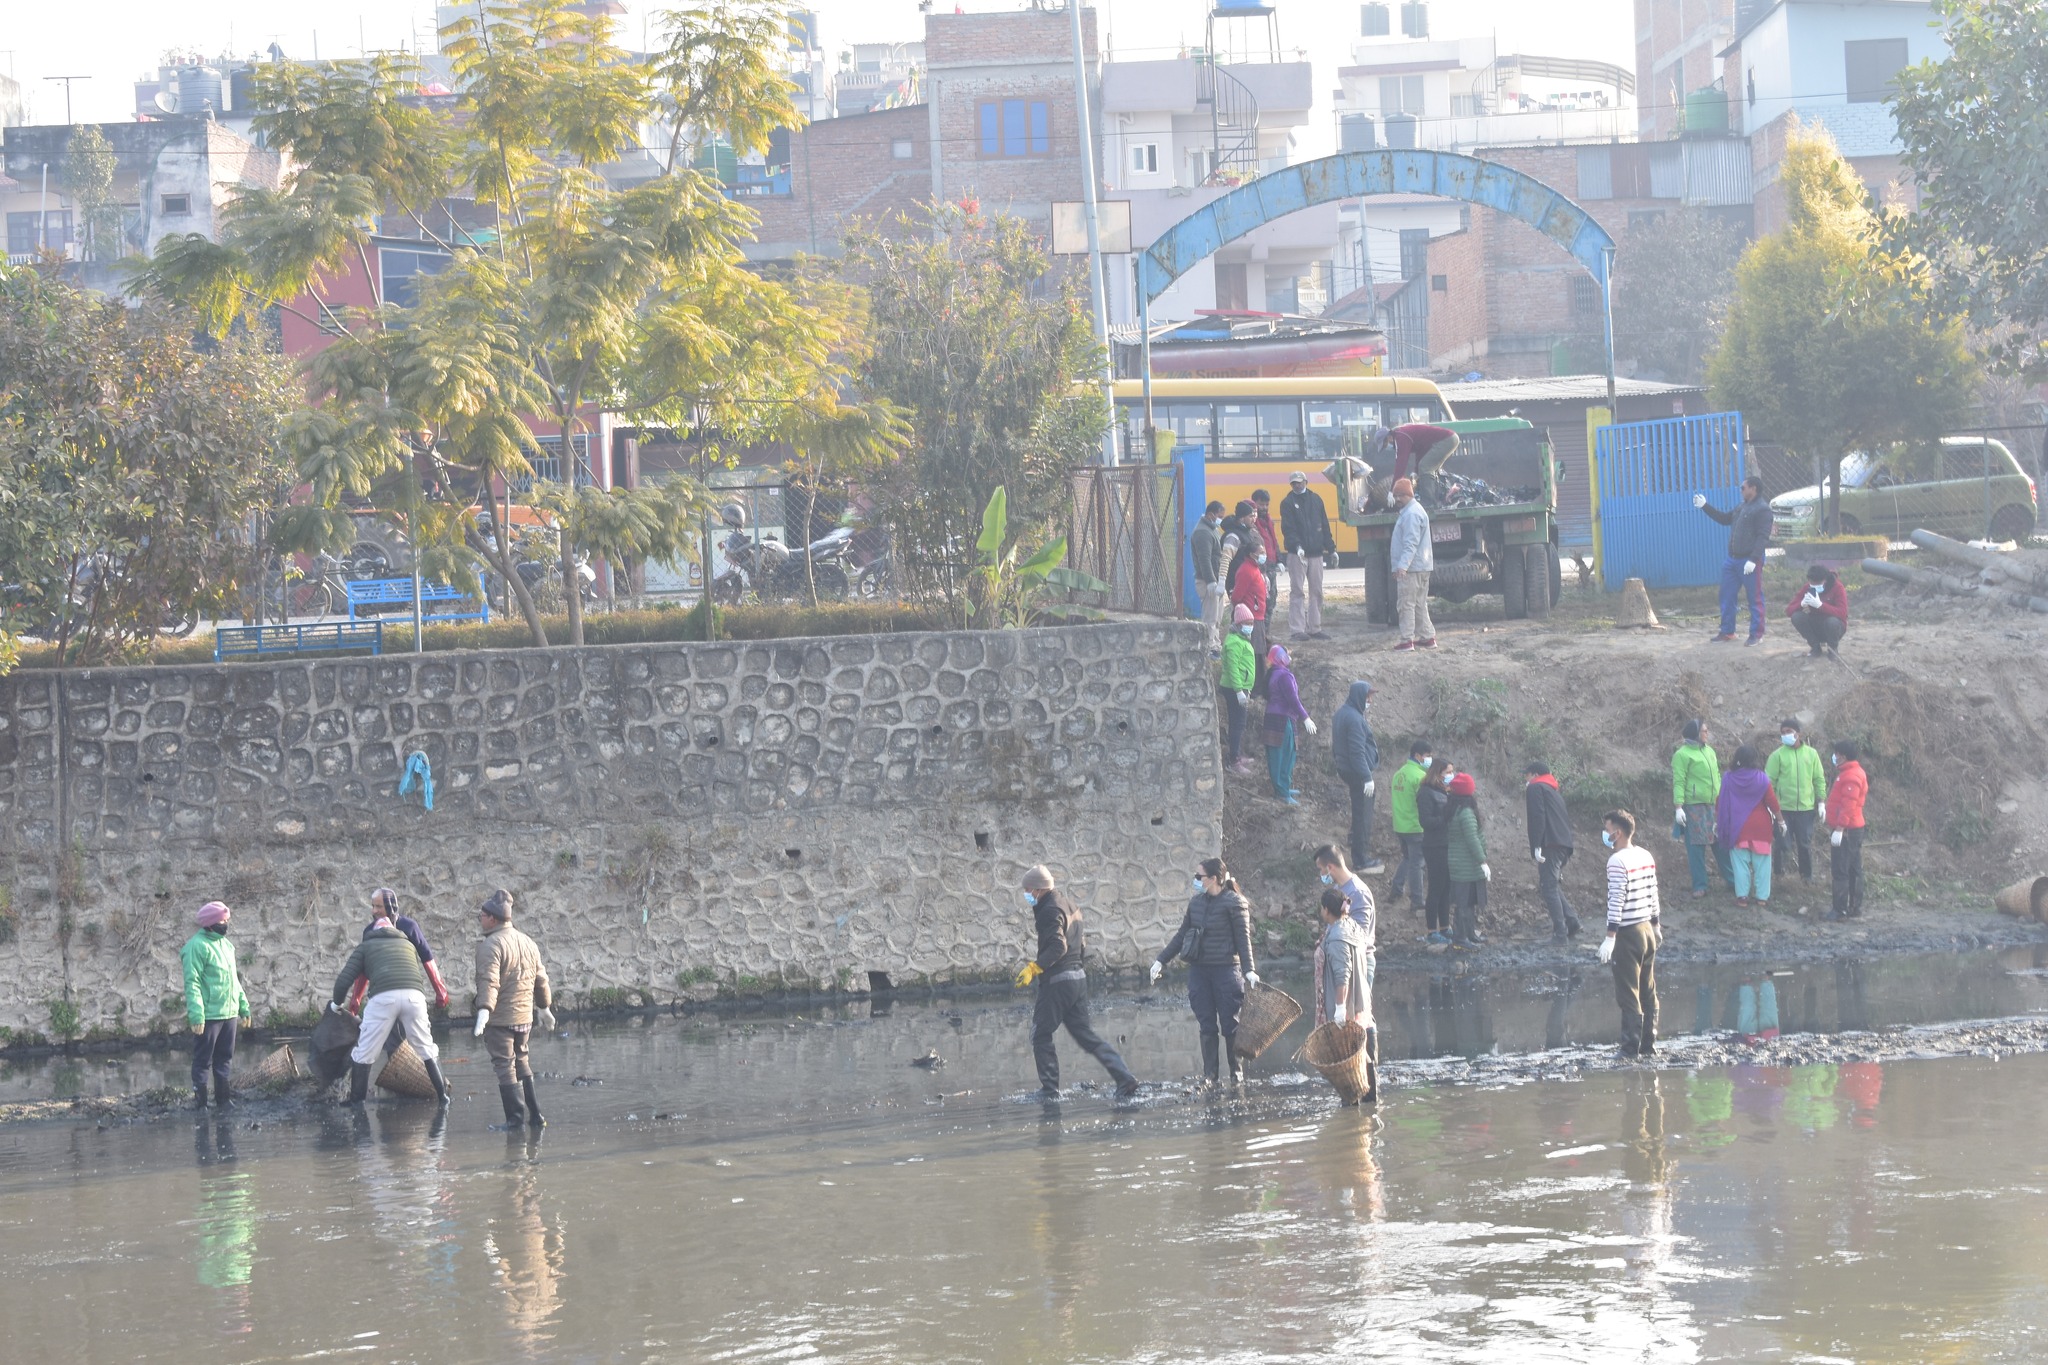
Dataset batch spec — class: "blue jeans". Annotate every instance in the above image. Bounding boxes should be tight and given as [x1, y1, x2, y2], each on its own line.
[1265, 718, 1297, 798]
[1187, 963, 1246, 1042]
[1718, 555, 1765, 638]
[1391, 833, 1426, 908]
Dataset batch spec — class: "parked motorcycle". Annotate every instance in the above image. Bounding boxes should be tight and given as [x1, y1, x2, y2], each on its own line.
[710, 505, 852, 603]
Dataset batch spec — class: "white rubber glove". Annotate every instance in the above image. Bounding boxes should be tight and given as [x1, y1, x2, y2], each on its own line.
[1303, 718, 1318, 736]
[1331, 1003, 1347, 1025]
[1209, 580, 1225, 598]
[1599, 935, 1615, 965]
[1235, 691, 1250, 706]
[1675, 807, 1687, 827]
[536, 1008, 556, 1032]
[1533, 848, 1546, 864]
[1362, 780, 1375, 797]
[1743, 560, 1757, 576]
[1480, 863, 1492, 883]
[1691, 493, 1708, 510]
[473, 1007, 491, 1037]
[1245, 971, 1261, 989]
[1831, 829, 1844, 847]
[1148, 960, 1164, 985]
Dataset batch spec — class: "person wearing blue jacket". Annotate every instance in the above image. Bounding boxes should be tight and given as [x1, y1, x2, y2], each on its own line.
[1330, 680, 1385, 874]
[1388, 478, 1437, 650]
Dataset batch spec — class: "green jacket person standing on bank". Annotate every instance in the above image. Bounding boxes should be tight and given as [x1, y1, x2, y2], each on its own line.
[182, 900, 250, 1110]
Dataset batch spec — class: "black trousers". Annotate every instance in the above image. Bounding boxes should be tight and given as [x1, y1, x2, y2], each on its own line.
[1343, 776, 1374, 868]
[1776, 809, 1817, 881]
[191, 1018, 238, 1089]
[1831, 827, 1866, 917]
[1791, 610, 1845, 649]
[1424, 845, 1452, 933]
[1031, 974, 1135, 1091]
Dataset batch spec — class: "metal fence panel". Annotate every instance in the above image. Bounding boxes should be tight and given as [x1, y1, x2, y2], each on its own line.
[1066, 464, 1186, 618]
[1595, 412, 1745, 589]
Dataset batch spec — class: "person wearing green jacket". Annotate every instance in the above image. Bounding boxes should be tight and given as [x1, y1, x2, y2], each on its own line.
[1671, 718, 1727, 897]
[181, 901, 250, 1110]
[1445, 773, 1490, 949]
[1388, 741, 1433, 917]
[1766, 717, 1827, 883]
[1220, 603, 1258, 772]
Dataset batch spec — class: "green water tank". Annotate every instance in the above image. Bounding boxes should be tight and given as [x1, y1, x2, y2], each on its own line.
[1683, 88, 1729, 133]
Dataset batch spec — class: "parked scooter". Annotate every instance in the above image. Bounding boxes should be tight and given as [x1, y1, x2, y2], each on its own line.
[711, 504, 852, 603]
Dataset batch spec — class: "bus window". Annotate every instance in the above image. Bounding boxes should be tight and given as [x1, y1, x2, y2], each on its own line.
[1305, 400, 1380, 462]
[1384, 401, 1446, 426]
[1116, 402, 1214, 462]
[1215, 403, 1258, 457]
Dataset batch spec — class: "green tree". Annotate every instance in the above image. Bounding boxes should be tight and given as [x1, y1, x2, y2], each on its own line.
[1889, 0, 2048, 377]
[65, 126, 125, 265]
[1708, 126, 1976, 532]
[839, 202, 1107, 602]
[1613, 209, 1743, 383]
[0, 263, 297, 665]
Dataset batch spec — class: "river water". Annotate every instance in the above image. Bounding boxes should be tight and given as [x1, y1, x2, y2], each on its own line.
[7, 948, 2048, 1363]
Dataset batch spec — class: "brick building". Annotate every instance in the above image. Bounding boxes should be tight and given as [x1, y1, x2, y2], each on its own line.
[746, 104, 933, 261]
[1636, 0, 1740, 139]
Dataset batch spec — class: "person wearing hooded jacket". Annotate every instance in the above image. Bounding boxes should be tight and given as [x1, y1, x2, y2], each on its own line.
[1788, 563, 1849, 657]
[1150, 857, 1259, 1085]
[1330, 680, 1384, 873]
[1263, 645, 1314, 805]
[1219, 603, 1258, 771]
[181, 900, 250, 1110]
[1672, 718, 1725, 897]
[1445, 773, 1491, 949]
[1824, 741, 1869, 921]
[1231, 539, 1272, 685]
[1417, 758, 1457, 944]
[1715, 745, 1783, 907]
[1022, 865, 1140, 1100]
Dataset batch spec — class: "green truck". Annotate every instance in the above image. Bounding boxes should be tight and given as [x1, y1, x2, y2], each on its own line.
[1335, 417, 1564, 624]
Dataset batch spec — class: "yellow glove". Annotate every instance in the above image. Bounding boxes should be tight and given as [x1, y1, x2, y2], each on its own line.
[1014, 961, 1043, 988]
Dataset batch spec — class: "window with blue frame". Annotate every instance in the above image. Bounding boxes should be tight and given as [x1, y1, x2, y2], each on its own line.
[978, 99, 1051, 157]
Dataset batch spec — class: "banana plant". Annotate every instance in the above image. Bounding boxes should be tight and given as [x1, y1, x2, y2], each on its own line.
[966, 486, 1108, 628]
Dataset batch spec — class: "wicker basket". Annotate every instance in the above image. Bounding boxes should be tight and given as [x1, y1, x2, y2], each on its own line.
[374, 1038, 440, 1099]
[1298, 1019, 1371, 1105]
[244, 1044, 300, 1088]
[1994, 876, 2048, 922]
[1233, 984, 1302, 1060]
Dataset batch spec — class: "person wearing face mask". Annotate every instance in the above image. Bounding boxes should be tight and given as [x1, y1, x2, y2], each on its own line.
[1314, 887, 1377, 1104]
[1190, 500, 1228, 650]
[1672, 718, 1724, 898]
[1599, 809, 1661, 1059]
[1445, 773, 1490, 950]
[1523, 762, 1582, 944]
[1330, 680, 1385, 873]
[1417, 756, 1457, 944]
[1388, 477, 1437, 651]
[1765, 718, 1826, 883]
[1021, 865, 1140, 1101]
[1389, 741, 1434, 918]
[1250, 488, 1282, 600]
[1788, 563, 1848, 657]
[1150, 857, 1259, 1086]
[1715, 745, 1783, 908]
[1219, 603, 1258, 772]
[1313, 844, 1375, 943]
[1230, 530, 1272, 686]
[1823, 740, 1869, 921]
[181, 901, 251, 1110]
[1262, 644, 1314, 805]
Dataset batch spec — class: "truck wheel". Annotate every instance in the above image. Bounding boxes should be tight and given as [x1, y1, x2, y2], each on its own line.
[1524, 544, 1553, 620]
[1990, 505, 2036, 544]
[1365, 555, 1395, 627]
[1502, 543, 1530, 619]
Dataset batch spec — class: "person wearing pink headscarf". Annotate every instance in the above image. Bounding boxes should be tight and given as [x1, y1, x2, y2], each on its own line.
[180, 901, 250, 1110]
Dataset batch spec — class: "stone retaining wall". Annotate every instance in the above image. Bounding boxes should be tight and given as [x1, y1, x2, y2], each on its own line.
[0, 623, 1220, 1038]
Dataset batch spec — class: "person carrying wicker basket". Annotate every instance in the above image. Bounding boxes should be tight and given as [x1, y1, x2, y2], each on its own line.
[1149, 857, 1258, 1086]
[1314, 887, 1377, 1103]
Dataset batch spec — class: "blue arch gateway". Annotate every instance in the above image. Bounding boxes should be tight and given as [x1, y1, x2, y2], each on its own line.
[1130, 149, 1619, 426]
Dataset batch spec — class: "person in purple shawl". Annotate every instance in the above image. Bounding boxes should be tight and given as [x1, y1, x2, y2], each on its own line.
[1715, 745, 1784, 906]
[1262, 644, 1314, 805]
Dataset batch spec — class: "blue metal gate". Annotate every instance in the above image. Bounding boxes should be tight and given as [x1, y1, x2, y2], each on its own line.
[1594, 413, 1745, 590]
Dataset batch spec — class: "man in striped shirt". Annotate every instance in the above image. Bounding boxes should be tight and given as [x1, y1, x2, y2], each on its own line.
[1600, 809, 1662, 1059]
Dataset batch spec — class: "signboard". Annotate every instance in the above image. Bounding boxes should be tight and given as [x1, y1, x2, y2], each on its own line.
[1051, 200, 1132, 255]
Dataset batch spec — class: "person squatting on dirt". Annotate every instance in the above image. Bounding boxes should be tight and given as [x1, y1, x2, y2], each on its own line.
[1716, 745, 1784, 908]
[1020, 865, 1140, 1101]
[1825, 741, 1869, 922]
[1388, 478, 1438, 651]
[1788, 563, 1848, 657]
[1672, 718, 1729, 897]
[474, 889, 555, 1128]
[181, 900, 250, 1110]
[1151, 857, 1259, 1087]
[1523, 763, 1583, 944]
[1220, 604, 1258, 772]
[1315, 886, 1378, 1104]
[1767, 718, 1827, 883]
[1599, 809, 1662, 1059]
[1693, 475, 1772, 644]
[330, 902, 449, 1106]
[1329, 680, 1384, 873]
[1445, 773, 1491, 949]
[1280, 470, 1335, 640]
[1388, 741, 1434, 917]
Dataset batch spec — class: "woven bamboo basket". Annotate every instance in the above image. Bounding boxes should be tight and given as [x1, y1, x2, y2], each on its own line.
[1993, 876, 2048, 922]
[1233, 984, 1302, 1060]
[375, 1038, 439, 1099]
[244, 1044, 299, 1088]
[1298, 1019, 1370, 1105]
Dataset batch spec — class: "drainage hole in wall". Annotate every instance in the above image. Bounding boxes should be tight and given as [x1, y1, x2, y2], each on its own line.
[1149, 814, 1165, 826]
[929, 725, 944, 738]
[1115, 720, 1130, 735]
[784, 848, 802, 864]
[974, 831, 993, 853]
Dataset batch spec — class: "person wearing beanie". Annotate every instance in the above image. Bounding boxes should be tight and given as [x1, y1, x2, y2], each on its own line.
[181, 901, 250, 1110]
[330, 897, 448, 1107]
[1388, 476, 1437, 651]
[345, 888, 452, 1021]
[1444, 773, 1490, 949]
[1219, 602, 1258, 772]
[1788, 563, 1848, 657]
[1021, 865, 1140, 1101]
[473, 889, 555, 1128]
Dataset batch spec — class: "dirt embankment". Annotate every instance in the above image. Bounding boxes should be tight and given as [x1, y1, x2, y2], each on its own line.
[1223, 562, 2048, 969]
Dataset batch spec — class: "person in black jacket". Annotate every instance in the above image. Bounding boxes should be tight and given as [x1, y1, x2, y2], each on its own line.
[1417, 758, 1456, 945]
[1523, 762, 1583, 944]
[1022, 866, 1140, 1101]
[1329, 680, 1384, 874]
[1279, 470, 1335, 640]
[1150, 856, 1259, 1086]
[1693, 476, 1773, 644]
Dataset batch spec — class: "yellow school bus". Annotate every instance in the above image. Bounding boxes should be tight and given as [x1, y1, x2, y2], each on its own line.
[1108, 377, 1458, 559]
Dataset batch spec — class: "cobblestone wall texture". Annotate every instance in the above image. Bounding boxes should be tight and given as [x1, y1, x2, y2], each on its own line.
[0, 623, 1221, 1037]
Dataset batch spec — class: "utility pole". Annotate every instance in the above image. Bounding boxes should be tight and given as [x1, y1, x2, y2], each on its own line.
[1067, 0, 1116, 466]
[43, 75, 90, 125]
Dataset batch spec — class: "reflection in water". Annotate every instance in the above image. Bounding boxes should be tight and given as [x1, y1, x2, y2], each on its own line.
[194, 1118, 254, 1338]
[492, 1132, 564, 1351]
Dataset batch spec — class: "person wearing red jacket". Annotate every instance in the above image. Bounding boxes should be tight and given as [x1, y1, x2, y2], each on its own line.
[1230, 544, 1271, 687]
[1824, 739, 1868, 921]
[1788, 564, 1849, 658]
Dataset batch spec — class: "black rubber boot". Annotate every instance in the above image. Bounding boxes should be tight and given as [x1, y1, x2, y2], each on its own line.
[492, 1083, 526, 1131]
[347, 1062, 370, 1105]
[424, 1059, 449, 1105]
[1363, 1028, 1380, 1104]
[191, 1085, 209, 1111]
[521, 1076, 546, 1128]
[1226, 1040, 1246, 1086]
[1199, 1034, 1220, 1084]
[213, 1074, 233, 1109]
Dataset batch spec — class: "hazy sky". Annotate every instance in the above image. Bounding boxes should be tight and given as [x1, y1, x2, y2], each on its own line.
[7, 0, 1634, 131]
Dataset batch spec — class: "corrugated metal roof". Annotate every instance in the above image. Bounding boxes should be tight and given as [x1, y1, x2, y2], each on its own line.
[1649, 142, 1683, 200]
[1441, 375, 1706, 404]
[1682, 137, 1753, 207]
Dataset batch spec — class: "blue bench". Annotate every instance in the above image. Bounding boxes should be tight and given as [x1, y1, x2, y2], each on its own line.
[344, 578, 489, 625]
[215, 620, 385, 662]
